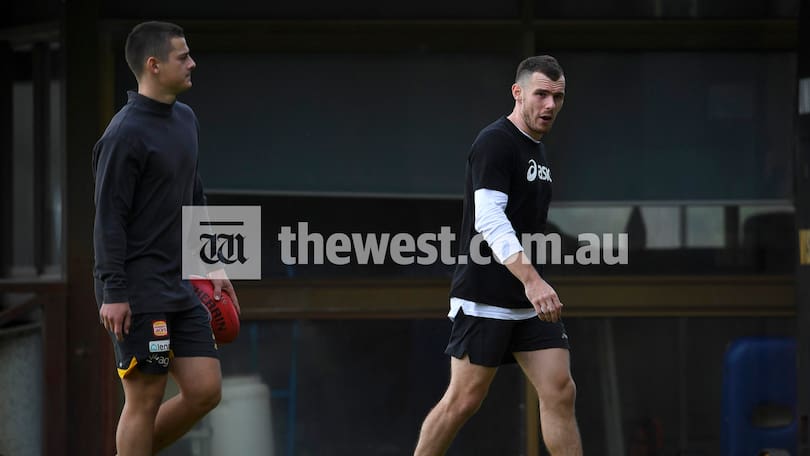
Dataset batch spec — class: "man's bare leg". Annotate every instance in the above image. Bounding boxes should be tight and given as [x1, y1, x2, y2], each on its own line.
[414, 356, 498, 456]
[515, 348, 582, 455]
[117, 370, 168, 456]
[152, 357, 222, 453]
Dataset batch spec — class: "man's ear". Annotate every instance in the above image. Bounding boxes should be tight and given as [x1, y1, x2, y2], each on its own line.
[145, 56, 160, 75]
[511, 83, 522, 102]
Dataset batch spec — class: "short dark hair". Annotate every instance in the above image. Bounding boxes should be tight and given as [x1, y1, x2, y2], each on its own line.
[125, 21, 185, 79]
[515, 55, 564, 83]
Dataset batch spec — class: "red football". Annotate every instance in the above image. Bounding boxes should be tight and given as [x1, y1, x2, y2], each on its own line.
[191, 278, 240, 344]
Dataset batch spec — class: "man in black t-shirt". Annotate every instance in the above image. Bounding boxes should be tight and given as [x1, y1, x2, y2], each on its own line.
[93, 22, 240, 456]
[415, 56, 582, 455]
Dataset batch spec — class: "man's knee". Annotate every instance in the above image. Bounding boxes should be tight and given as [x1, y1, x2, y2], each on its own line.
[182, 376, 222, 413]
[455, 394, 485, 419]
[170, 357, 223, 413]
[444, 385, 489, 419]
[539, 375, 577, 411]
[559, 376, 577, 406]
[125, 393, 164, 416]
[200, 381, 222, 412]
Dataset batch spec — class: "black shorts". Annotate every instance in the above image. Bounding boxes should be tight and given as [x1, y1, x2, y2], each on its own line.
[110, 303, 218, 379]
[445, 309, 570, 367]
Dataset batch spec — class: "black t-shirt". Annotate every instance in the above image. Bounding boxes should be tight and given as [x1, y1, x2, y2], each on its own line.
[92, 91, 206, 314]
[449, 116, 553, 309]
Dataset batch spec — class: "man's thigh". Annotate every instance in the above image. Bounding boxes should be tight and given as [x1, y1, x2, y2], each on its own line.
[170, 356, 222, 393]
[513, 348, 573, 394]
[450, 355, 498, 385]
[121, 367, 169, 403]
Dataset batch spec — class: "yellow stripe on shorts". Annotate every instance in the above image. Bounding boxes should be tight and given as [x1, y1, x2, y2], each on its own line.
[117, 356, 138, 379]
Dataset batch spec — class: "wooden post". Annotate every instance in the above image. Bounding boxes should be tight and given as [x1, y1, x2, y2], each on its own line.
[63, 1, 117, 454]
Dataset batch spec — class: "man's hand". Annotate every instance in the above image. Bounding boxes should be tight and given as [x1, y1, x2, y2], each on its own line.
[504, 251, 563, 322]
[524, 277, 563, 322]
[208, 270, 241, 316]
[99, 302, 132, 341]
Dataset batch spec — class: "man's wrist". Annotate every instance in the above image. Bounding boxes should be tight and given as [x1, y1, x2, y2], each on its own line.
[103, 287, 129, 304]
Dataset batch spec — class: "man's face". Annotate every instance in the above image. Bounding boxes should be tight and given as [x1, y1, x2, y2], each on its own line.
[515, 72, 566, 138]
[157, 37, 196, 94]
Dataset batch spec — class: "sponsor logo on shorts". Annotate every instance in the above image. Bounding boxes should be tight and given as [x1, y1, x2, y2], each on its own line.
[152, 320, 168, 337]
[146, 353, 170, 368]
[149, 339, 170, 353]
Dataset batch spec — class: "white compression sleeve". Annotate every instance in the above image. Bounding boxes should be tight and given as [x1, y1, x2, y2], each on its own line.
[473, 188, 523, 263]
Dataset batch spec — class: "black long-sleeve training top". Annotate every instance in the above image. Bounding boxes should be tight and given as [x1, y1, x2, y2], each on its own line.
[92, 91, 206, 314]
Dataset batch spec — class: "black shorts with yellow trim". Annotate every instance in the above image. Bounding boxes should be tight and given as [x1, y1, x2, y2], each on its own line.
[110, 303, 218, 379]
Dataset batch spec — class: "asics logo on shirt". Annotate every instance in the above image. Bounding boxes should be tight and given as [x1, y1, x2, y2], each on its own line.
[526, 159, 552, 182]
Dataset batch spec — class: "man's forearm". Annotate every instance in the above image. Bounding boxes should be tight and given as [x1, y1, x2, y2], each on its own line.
[503, 251, 543, 287]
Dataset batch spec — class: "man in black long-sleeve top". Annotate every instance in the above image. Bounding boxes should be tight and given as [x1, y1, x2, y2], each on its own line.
[92, 21, 240, 456]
